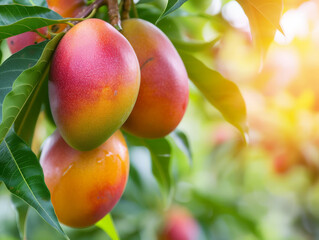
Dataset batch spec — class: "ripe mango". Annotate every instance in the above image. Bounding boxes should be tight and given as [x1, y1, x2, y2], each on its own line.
[7, 0, 86, 54]
[40, 130, 129, 228]
[121, 19, 189, 138]
[49, 19, 140, 150]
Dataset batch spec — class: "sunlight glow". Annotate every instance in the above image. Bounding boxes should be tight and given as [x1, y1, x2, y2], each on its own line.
[222, 1, 250, 31]
[275, 1, 318, 44]
[206, 0, 222, 15]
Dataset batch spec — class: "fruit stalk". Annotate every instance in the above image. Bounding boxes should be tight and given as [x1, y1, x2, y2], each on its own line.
[68, 0, 121, 30]
[107, 0, 122, 30]
[75, 0, 104, 18]
[122, 0, 131, 20]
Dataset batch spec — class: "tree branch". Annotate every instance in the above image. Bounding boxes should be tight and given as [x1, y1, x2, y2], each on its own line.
[121, 0, 131, 20]
[75, 0, 105, 19]
[107, 0, 122, 30]
[62, 0, 121, 31]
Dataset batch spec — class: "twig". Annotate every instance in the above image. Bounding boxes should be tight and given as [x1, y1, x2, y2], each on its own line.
[62, 0, 105, 32]
[122, 0, 131, 20]
[107, 0, 122, 30]
[62, 0, 121, 31]
[75, 0, 105, 19]
[32, 29, 50, 40]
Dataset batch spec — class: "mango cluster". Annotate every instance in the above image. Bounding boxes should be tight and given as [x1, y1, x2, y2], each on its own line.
[11, 0, 189, 228]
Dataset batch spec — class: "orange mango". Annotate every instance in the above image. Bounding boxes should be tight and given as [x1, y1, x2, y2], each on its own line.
[40, 130, 129, 228]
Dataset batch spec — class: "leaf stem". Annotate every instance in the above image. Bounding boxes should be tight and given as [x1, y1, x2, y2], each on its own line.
[65, 22, 75, 28]
[85, 8, 97, 19]
[61, 0, 105, 31]
[32, 29, 49, 40]
[47, 28, 59, 37]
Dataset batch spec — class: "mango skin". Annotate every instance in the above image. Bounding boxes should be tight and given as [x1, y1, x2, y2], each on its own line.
[40, 130, 129, 228]
[49, 19, 140, 151]
[6, 0, 85, 54]
[47, 0, 85, 18]
[7, 27, 47, 54]
[121, 19, 189, 138]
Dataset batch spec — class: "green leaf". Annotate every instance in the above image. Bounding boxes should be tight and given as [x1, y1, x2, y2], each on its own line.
[193, 191, 261, 237]
[182, 0, 213, 13]
[0, 33, 64, 145]
[0, 38, 10, 63]
[144, 138, 172, 194]
[137, 0, 156, 3]
[124, 132, 173, 195]
[0, 4, 64, 40]
[0, 130, 67, 238]
[157, 16, 220, 52]
[236, 0, 283, 55]
[0, 0, 48, 7]
[0, 40, 2, 63]
[14, 0, 48, 7]
[170, 129, 192, 165]
[0, 42, 46, 122]
[156, 0, 188, 23]
[11, 195, 29, 240]
[14, 75, 48, 146]
[135, 4, 162, 24]
[96, 214, 120, 240]
[178, 50, 248, 141]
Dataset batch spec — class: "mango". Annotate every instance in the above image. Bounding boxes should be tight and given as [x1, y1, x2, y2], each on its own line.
[6, 0, 86, 54]
[49, 19, 140, 150]
[40, 130, 129, 228]
[159, 206, 199, 240]
[47, 0, 85, 18]
[121, 19, 189, 138]
[7, 27, 47, 54]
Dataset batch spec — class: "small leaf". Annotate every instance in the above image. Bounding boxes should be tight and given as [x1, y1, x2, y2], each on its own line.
[11, 195, 29, 240]
[14, 0, 48, 7]
[0, 130, 67, 238]
[236, 0, 283, 55]
[129, 163, 143, 190]
[96, 214, 120, 240]
[170, 129, 192, 165]
[135, 4, 162, 24]
[124, 132, 173, 195]
[0, 33, 64, 145]
[144, 138, 172, 194]
[0, 4, 64, 40]
[156, 0, 188, 23]
[178, 50, 248, 141]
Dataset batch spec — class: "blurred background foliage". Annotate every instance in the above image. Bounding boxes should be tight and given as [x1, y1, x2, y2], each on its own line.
[2, 0, 319, 239]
